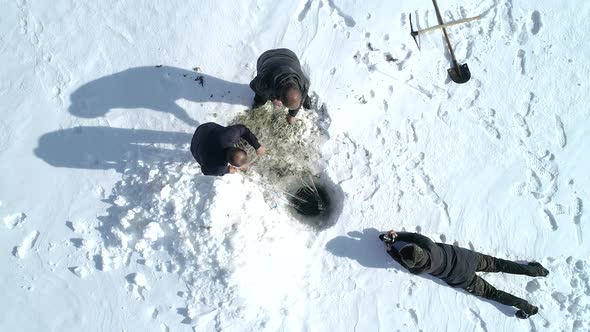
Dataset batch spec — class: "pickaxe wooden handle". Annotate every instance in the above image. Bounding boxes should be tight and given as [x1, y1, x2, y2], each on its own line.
[411, 15, 481, 37]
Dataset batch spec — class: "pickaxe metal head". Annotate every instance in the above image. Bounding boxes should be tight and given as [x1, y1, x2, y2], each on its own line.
[409, 13, 421, 50]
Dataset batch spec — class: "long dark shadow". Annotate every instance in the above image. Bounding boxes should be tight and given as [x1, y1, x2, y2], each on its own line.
[68, 66, 253, 126]
[325, 228, 395, 269]
[34, 126, 193, 172]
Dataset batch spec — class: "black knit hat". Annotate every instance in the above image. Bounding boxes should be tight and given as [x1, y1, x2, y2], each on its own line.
[400, 244, 425, 268]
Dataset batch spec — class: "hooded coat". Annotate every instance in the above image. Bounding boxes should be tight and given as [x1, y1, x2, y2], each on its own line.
[387, 232, 479, 288]
[249, 48, 310, 116]
[190, 122, 260, 176]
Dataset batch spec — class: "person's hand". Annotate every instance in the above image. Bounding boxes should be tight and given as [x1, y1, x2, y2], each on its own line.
[387, 230, 398, 240]
[228, 166, 238, 174]
[379, 230, 397, 245]
[272, 99, 283, 107]
[256, 145, 266, 156]
[287, 114, 296, 125]
[239, 164, 249, 172]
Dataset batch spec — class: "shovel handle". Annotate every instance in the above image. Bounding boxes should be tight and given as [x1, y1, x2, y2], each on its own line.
[432, 0, 458, 64]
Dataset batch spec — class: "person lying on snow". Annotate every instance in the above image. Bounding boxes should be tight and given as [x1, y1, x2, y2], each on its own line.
[379, 230, 549, 319]
[190, 122, 265, 176]
[249, 48, 311, 125]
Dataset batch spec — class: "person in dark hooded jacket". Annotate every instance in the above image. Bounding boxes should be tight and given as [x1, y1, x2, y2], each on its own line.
[249, 48, 311, 125]
[379, 230, 549, 319]
[190, 122, 265, 176]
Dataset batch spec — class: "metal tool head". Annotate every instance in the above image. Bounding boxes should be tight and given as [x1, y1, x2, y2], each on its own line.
[409, 13, 421, 50]
[448, 62, 471, 84]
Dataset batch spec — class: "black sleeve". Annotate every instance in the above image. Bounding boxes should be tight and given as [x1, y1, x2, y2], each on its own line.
[394, 232, 433, 243]
[394, 232, 436, 249]
[225, 125, 261, 150]
[387, 249, 404, 266]
[201, 165, 229, 176]
[300, 73, 310, 98]
[250, 76, 273, 101]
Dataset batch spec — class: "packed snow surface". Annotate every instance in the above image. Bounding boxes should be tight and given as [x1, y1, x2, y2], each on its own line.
[1, 0, 589, 331]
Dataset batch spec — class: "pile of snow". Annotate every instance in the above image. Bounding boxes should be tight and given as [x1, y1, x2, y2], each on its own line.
[3, 213, 27, 229]
[63, 157, 321, 329]
[12, 231, 40, 259]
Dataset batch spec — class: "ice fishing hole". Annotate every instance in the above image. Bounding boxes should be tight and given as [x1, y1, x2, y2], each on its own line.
[287, 177, 343, 231]
[290, 185, 330, 217]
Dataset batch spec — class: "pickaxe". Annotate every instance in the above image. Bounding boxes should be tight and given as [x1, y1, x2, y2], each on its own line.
[410, 15, 481, 47]
[410, 1, 481, 84]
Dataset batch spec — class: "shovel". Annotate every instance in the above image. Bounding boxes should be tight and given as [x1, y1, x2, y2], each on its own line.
[431, 0, 471, 84]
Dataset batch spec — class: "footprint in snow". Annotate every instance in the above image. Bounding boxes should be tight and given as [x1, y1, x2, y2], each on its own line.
[571, 197, 583, 244]
[515, 49, 526, 75]
[513, 113, 530, 137]
[408, 308, 419, 325]
[479, 118, 500, 139]
[0, 120, 13, 153]
[554, 115, 566, 148]
[467, 308, 489, 332]
[530, 10, 543, 35]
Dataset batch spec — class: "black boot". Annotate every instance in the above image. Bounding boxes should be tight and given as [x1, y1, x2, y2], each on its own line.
[528, 262, 549, 277]
[515, 304, 538, 319]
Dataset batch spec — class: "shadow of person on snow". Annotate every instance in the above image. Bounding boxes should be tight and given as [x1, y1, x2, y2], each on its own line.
[325, 228, 514, 317]
[68, 66, 253, 126]
[34, 126, 193, 172]
[325, 228, 395, 269]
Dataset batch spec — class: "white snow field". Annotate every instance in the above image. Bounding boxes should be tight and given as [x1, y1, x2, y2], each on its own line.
[1, 0, 589, 331]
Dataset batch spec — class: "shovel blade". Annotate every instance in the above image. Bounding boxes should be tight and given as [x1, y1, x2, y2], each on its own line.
[448, 63, 471, 84]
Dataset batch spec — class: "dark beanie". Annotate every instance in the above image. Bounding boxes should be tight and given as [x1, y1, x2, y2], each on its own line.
[400, 244, 425, 268]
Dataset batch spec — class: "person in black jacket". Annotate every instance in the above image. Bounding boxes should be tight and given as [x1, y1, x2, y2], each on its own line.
[249, 48, 311, 125]
[190, 122, 265, 176]
[379, 230, 549, 319]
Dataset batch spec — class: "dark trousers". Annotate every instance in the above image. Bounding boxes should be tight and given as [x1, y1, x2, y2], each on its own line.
[464, 254, 537, 311]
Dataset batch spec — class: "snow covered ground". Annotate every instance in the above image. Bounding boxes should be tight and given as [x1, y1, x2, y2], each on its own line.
[1, 0, 589, 331]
